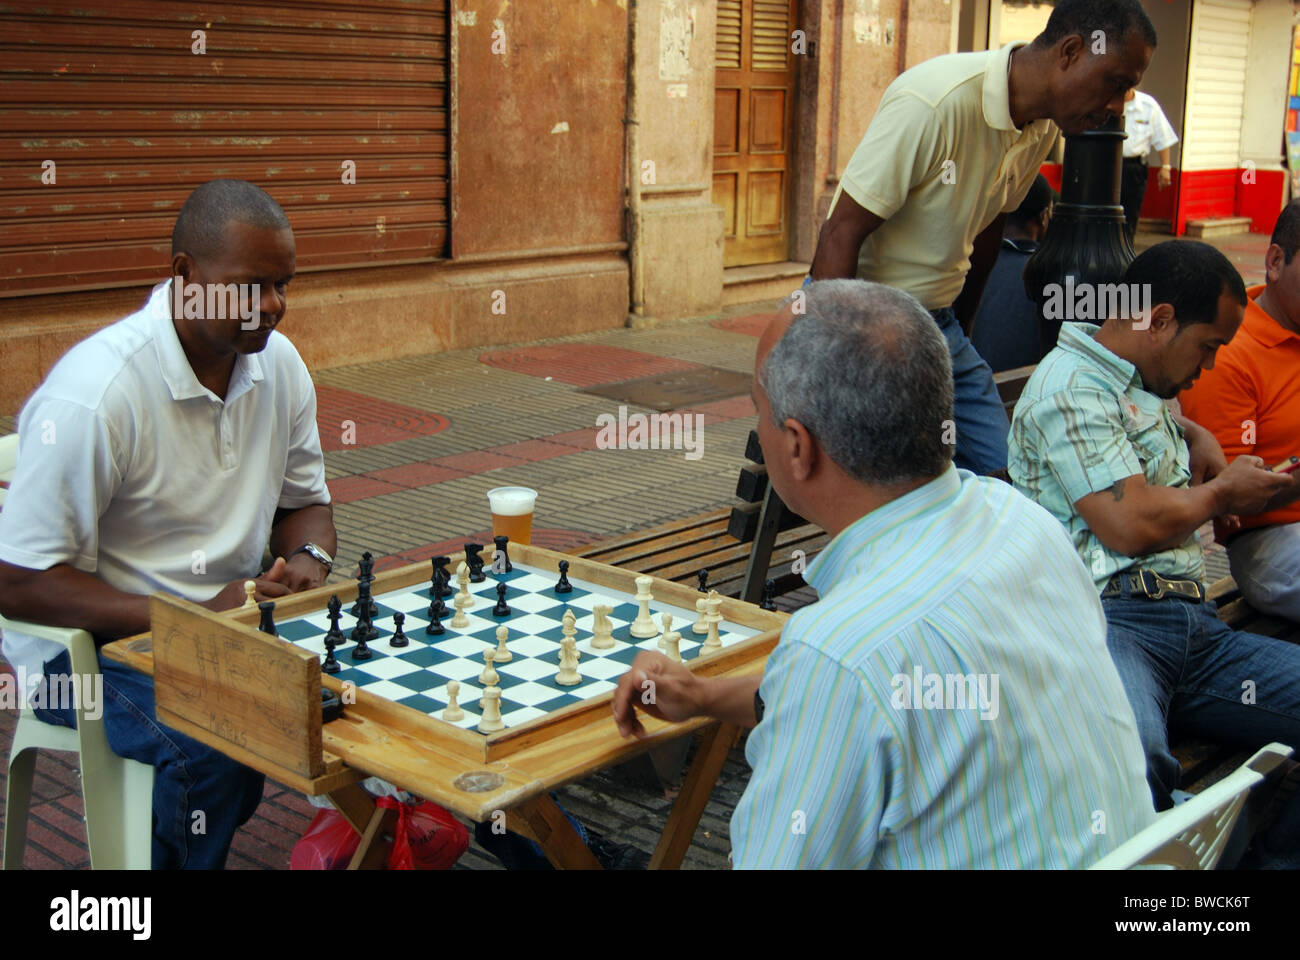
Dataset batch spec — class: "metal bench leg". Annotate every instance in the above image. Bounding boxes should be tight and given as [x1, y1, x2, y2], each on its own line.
[741, 484, 786, 605]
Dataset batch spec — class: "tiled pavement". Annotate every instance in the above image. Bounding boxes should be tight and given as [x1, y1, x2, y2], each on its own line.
[0, 227, 1259, 869]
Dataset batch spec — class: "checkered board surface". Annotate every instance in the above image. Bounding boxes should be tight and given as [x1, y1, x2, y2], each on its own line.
[275, 562, 761, 734]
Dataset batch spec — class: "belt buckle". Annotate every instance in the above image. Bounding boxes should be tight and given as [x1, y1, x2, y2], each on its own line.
[1139, 569, 1166, 600]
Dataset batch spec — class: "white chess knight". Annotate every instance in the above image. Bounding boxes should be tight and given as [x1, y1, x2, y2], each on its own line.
[590, 604, 615, 650]
[629, 575, 658, 638]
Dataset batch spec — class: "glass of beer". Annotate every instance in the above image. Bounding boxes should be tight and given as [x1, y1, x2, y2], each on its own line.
[487, 486, 537, 545]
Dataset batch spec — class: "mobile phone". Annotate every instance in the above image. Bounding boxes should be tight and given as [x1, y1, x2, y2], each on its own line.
[1271, 455, 1300, 474]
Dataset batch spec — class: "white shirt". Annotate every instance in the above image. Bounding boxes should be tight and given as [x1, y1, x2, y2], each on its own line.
[829, 44, 1060, 311]
[0, 280, 329, 680]
[1123, 91, 1178, 159]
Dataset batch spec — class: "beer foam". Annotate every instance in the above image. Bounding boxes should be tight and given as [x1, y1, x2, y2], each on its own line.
[487, 486, 537, 516]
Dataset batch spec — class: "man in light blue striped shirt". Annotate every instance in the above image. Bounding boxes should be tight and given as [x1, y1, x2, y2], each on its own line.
[612, 280, 1154, 868]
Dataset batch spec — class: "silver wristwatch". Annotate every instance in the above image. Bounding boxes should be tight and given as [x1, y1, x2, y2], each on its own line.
[291, 542, 334, 572]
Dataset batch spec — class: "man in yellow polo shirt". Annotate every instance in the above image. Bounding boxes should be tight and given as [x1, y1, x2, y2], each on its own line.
[1180, 203, 1300, 622]
[811, 0, 1156, 475]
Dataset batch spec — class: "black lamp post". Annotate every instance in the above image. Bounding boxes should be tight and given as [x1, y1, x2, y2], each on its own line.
[1023, 114, 1134, 355]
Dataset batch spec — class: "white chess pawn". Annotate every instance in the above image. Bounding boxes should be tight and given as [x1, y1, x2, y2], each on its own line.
[657, 612, 674, 651]
[692, 596, 709, 635]
[243, 580, 257, 609]
[449, 592, 470, 628]
[663, 628, 682, 663]
[561, 608, 577, 642]
[477, 686, 504, 733]
[479, 648, 499, 686]
[442, 680, 465, 721]
[629, 575, 657, 638]
[494, 624, 512, 663]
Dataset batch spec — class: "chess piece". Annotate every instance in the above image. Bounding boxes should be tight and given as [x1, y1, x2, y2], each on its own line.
[555, 559, 573, 594]
[492, 581, 511, 617]
[702, 596, 723, 652]
[324, 595, 345, 643]
[390, 610, 409, 647]
[663, 627, 682, 663]
[425, 601, 445, 635]
[692, 597, 709, 635]
[350, 592, 378, 644]
[360, 551, 374, 584]
[493, 535, 512, 573]
[555, 637, 581, 686]
[351, 626, 373, 660]
[455, 561, 474, 609]
[428, 558, 443, 599]
[243, 580, 257, 609]
[629, 575, 657, 638]
[465, 542, 486, 583]
[449, 592, 470, 628]
[257, 601, 277, 637]
[561, 608, 577, 643]
[478, 686, 505, 733]
[590, 604, 615, 649]
[442, 680, 464, 721]
[479, 648, 499, 687]
[697, 569, 709, 593]
[760, 578, 778, 611]
[494, 625, 512, 663]
[433, 556, 454, 598]
[657, 612, 673, 651]
[322, 637, 340, 674]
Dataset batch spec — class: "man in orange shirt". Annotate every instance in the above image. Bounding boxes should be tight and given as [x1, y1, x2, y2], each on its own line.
[1180, 203, 1300, 621]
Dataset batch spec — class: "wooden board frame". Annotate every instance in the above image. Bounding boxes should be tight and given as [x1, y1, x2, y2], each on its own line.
[105, 543, 785, 825]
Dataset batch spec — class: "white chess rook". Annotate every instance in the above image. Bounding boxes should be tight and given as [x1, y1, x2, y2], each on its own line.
[477, 686, 504, 733]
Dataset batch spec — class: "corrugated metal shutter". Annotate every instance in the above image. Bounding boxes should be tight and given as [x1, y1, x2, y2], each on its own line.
[1183, 0, 1252, 171]
[0, 0, 448, 297]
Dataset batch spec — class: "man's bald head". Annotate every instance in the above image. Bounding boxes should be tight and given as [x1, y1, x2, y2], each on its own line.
[172, 179, 290, 264]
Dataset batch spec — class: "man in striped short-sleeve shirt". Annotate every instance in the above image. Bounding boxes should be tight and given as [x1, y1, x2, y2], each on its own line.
[612, 280, 1154, 868]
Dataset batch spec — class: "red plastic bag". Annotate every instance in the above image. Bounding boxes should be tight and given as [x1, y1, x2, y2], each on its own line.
[376, 796, 469, 870]
[290, 807, 361, 870]
[291, 798, 469, 870]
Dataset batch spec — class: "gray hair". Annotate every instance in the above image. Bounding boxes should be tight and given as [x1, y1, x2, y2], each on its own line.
[759, 280, 955, 486]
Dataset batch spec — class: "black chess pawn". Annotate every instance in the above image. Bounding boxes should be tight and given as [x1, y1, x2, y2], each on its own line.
[390, 611, 409, 647]
[697, 569, 710, 593]
[465, 543, 486, 583]
[323, 635, 341, 674]
[492, 582, 511, 617]
[493, 535, 512, 573]
[257, 601, 278, 637]
[434, 556, 454, 598]
[555, 559, 573, 594]
[760, 579, 778, 611]
[425, 603, 445, 636]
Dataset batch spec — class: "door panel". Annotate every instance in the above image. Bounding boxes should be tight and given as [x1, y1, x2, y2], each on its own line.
[714, 0, 798, 266]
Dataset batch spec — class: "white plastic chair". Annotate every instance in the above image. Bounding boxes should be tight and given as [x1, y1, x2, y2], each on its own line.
[1091, 742, 1294, 869]
[1, 431, 154, 869]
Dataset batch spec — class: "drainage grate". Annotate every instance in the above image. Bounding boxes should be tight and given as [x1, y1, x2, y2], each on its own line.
[579, 367, 752, 411]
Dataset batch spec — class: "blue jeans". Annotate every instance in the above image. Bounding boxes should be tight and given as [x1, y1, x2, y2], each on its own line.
[1103, 587, 1300, 867]
[929, 306, 1009, 475]
[32, 649, 265, 869]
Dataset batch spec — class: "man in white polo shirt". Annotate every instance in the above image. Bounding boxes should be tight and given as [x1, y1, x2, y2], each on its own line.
[1120, 87, 1178, 239]
[0, 179, 336, 868]
[810, 0, 1156, 476]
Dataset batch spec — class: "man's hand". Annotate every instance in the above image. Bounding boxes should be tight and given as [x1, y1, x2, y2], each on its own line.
[1212, 455, 1295, 516]
[200, 562, 292, 613]
[280, 551, 329, 593]
[1158, 166, 1172, 189]
[611, 652, 705, 739]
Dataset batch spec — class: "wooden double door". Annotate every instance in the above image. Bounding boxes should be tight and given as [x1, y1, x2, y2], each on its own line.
[714, 0, 799, 267]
